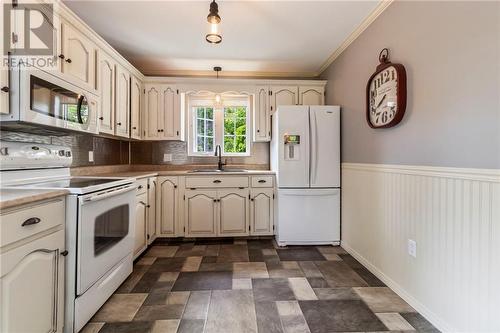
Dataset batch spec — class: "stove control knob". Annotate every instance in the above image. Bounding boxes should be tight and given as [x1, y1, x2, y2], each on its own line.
[58, 150, 65, 156]
[65, 151, 72, 157]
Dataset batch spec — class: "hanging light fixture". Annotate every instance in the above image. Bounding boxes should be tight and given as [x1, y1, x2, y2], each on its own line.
[206, 0, 222, 44]
[213, 66, 223, 107]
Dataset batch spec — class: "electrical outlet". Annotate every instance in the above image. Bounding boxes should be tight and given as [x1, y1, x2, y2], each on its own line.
[408, 239, 417, 258]
[163, 153, 172, 162]
[88, 151, 94, 162]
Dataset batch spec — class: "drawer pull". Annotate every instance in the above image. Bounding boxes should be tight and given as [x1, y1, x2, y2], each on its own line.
[258, 180, 267, 183]
[61, 250, 69, 256]
[22, 217, 41, 227]
[138, 185, 143, 189]
[213, 180, 222, 183]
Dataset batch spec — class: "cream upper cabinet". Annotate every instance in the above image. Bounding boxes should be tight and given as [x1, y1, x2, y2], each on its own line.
[134, 192, 148, 258]
[130, 76, 142, 140]
[144, 85, 161, 139]
[0, 230, 65, 333]
[185, 190, 217, 237]
[157, 176, 179, 236]
[218, 189, 249, 236]
[115, 65, 130, 138]
[270, 85, 298, 113]
[253, 86, 271, 142]
[97, 52, 115, 135]
[147, 177, 157, 244]
[250, 188, 274, 235]
[60, 21, 96, 91]
[299, 86, 325, 105]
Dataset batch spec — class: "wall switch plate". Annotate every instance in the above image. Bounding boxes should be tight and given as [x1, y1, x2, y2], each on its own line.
[88, 151, 94, 162]
[163, 153, 172, 162]
[408, 239, 417, 258]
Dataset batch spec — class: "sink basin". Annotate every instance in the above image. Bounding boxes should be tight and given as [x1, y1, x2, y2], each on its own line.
[188, 169, 248, 173]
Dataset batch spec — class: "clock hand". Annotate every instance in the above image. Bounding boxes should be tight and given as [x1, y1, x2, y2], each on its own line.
[376, 94, 387, 109]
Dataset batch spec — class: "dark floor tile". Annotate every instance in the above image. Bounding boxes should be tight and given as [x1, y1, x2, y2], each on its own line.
[131, 272, 162, 293]
[277, 248, 326, 261]
[99, 321, 154, 333]
[195, 238, 234, 245]
[299, 300, 388, 333]
[247, 239, 275, 250]
[143, 291, 169, 306]
[249, 249, 265, 262]
[172, 271, 233, 291]
[339, 254, 386, 287]
[201, 256, 218, 263]
[217, 244, 249, 262]
[313, 288, 361, 300]
[315, 261, 368, 287]
[401, 312, 440, 332]
[252, 278, 296, 302]
[147, 257, 186, 273]
[198, 262, 233, 272]
[254, 302, 284, 333]
[307, 277, 329, 288]
[177, 319, 205, 333]
[134, 304, 185, 321]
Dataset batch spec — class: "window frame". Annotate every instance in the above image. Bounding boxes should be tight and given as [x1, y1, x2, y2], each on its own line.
[187, 93, 251, 157]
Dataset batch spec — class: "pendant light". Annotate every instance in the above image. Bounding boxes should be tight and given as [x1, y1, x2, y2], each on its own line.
[213, 66, 223, 107]
[206, 0, 222, 44]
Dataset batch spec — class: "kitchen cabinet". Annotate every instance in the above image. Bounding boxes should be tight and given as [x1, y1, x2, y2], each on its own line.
[115, 65, 130, 138]
[250, 188, 274, 235]
[134, 192, 148, 258]
[253, 86, 271, 142]
[130, 76, 142, 140]
[299, 86, 325, 105]
[143, 84, 182, 140]
[0, 199, 65, 333]
[60, 21, 96, 91]
[97, 51, 115, 135]
[157, 176, 179, 237]
[270, 85, 299, 113]
[218, 189, 249, 236]
[184, 190, 218, 237]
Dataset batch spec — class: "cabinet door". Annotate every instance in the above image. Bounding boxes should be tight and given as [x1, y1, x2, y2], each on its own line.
[218, 189, 249, 236]
[157, 176, 178, 236]
[134, 193, 148, 258]
[97, 52, 115, 135]
[299, 86, 325, 105]
[270, 85, 298, 114]
[130, 76, 142, 139]
[144, 85, 161, 139]
[0, 230, 65, 333]
[115, 65, 130, 138]
[185, 190, 217, 237]
[147, 177, 157, 244]
[160, 85, 181, 140]
[254, 86, 271, 142]
[250, 188, 274, 235]
[61, 21, 96, 90]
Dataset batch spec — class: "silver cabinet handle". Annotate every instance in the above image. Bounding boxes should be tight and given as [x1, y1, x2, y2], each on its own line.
[22, 217, 41, 226]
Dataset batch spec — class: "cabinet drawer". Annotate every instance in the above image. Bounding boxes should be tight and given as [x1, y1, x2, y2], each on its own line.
[136, 178, 148, 195]
[185, 176, 249, 188]
[251, 176, 274, 188]
[1, 199, 65, 248]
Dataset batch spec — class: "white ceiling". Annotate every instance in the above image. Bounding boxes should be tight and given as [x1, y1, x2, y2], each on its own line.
[63, 0, 382, 77]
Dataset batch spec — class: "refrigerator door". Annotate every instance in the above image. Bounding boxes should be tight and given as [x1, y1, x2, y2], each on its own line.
[275, 105, 310, 188]
[276, 188, 340, 245]
[310, 106, 340, 188]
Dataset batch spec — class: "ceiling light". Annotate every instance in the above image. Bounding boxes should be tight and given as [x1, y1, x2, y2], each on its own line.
[206, 0, 222, 44]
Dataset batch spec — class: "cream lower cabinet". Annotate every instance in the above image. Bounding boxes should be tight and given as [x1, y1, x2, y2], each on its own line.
[134, 191, 148, 258]
[250, 188, 274, 235]
[218, 189, 249, 236]
[157, 176, 179, 237]
[147, 177, 157, 244]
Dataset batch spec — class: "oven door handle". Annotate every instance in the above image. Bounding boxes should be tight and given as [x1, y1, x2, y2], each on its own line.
[81, 185, 135, 204]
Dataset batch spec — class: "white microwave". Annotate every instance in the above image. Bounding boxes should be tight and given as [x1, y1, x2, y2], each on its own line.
[1, 65, 98, 135]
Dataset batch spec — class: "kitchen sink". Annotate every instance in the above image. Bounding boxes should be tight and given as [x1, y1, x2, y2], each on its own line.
[188, 169, 248, 173]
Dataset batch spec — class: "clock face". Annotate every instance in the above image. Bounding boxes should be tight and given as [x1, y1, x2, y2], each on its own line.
[369, 65, 398, 127]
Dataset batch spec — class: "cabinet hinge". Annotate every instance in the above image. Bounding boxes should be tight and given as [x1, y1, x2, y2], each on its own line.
[183, 194, 185, 200]
[249, 225, 251, 231]
[147, 234, 150, 240]
[144, 89, 145, 94]
[248, 194, 250, 199]
[12, 0, 18, 8]
[176, 89, 179, 94]
[273, 193, 275, 199]
[184, 226, 186, 232]
[270, 106, 273, 111]
[11, 32, 18, 44]
[147, 184, 150, 189]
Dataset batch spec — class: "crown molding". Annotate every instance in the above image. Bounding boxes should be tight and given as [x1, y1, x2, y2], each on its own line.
[140, 68, 318, 79]
[316, 0, 395, 76]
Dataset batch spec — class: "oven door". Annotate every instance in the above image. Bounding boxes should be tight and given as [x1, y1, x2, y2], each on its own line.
[18, 67, 98, 134]
[76, 184, 136, 295]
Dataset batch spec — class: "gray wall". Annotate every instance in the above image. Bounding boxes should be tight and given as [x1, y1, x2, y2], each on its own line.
[320, 1, 500, 169]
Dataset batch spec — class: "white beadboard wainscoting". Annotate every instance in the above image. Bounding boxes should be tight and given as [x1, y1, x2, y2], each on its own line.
[341, 163, 500, 332]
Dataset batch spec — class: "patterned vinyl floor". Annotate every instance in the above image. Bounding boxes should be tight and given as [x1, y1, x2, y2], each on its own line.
[81, 238, 439, 333]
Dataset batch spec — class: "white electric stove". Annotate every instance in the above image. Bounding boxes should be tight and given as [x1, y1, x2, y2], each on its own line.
[0, 141, 137, 333]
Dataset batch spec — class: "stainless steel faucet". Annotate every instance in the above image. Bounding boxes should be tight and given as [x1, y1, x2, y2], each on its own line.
[214, 144, 225, 171]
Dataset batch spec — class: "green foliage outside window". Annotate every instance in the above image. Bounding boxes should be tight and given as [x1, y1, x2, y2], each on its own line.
[224, 106, 247, 153]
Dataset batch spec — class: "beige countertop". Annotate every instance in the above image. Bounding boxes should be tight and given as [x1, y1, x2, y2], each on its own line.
[0, 189, 69, 210]
[96, 169, 275, 179]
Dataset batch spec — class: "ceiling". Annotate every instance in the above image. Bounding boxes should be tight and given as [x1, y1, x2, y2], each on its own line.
[63, 0, 383, 78]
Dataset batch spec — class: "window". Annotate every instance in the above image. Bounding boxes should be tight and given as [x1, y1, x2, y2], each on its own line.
[188, 94, 250, 156]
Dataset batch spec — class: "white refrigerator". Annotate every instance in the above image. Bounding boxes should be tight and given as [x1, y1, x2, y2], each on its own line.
[271, 105, 340, 246]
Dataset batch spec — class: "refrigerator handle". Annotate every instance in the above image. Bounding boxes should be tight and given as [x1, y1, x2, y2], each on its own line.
[310, 111, 318, 185]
